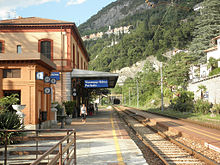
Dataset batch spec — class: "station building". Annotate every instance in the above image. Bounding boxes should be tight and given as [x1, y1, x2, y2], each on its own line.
[0, 17, 89, 129]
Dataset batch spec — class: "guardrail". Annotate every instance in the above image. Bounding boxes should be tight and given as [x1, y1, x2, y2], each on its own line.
[0, 129, 76, 165]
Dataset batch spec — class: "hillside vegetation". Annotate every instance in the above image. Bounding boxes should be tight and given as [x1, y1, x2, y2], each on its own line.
[83, 0, 201, 72]
[80, 0, 220, 112]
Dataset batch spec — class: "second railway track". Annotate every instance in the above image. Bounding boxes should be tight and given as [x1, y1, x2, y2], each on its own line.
[114, 106, 219, 165]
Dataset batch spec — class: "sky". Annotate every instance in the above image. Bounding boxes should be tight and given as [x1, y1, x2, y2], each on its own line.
[0, 0, 116, 25]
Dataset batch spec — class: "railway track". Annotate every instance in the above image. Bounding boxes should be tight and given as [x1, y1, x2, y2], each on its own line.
[114, 106, 219, 165]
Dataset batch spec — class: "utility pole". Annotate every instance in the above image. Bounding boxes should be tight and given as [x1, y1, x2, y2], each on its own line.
[129, 87, 131, 105]
[161, 62, 164, 112]
[136, 80, 139, 108]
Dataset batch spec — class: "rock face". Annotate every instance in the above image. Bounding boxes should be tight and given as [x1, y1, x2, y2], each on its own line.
[116, 60, 146, 84]
[116, 56, 161, 84]
[79, 0, 150, 32]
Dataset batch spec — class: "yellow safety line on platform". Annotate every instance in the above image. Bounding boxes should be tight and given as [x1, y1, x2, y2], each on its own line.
[179, 125, 220, 141]
[111, 112, 125, 165]
[169, 122, 220, 139]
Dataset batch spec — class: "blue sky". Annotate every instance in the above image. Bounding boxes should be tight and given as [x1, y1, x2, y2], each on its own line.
[0, 0, 116, 25]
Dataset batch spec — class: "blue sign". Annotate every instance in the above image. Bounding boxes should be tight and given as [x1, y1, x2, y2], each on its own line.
[44, 87, 51, 94]
[84, 80, 108, 88]
[50, 78, 57, 84]
[204, 91, 209, 99]
[50, 72, 60, 80]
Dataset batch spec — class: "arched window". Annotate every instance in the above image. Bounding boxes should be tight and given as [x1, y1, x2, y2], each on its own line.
[38, 39, 53, 59]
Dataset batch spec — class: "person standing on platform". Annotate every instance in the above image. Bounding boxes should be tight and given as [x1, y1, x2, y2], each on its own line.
[80, 104, 87, 123]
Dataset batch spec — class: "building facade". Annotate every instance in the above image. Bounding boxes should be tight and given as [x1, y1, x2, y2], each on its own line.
[188, 35, 220, 104]
[0, 17, 89, 129]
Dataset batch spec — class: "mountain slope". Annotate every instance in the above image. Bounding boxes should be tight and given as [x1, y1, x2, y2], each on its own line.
[79, 0, 151, 35]
[82, 0, 203, 72]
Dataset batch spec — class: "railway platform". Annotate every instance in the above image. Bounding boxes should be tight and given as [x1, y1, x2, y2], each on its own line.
[55, 107, 148, 165]
[125, 107, 220, 154]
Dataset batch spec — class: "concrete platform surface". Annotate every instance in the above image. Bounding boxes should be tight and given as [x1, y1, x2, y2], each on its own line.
[61, 108, 148, 165]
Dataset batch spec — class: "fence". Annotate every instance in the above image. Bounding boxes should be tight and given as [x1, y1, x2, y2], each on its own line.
[0, 129, 76, 165]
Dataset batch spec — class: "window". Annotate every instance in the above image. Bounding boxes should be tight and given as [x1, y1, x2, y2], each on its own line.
[0, 42, 2, 53]
[81, 57, 83, 69]
[73, 44, 75, 68]
[17, 45, 22, 54]
[3, 69, 21, 78]
[77, 51, 79, 69]
[0, 40, 5, 53]
[41, 41, 51, 59]
[3, 90, 21, 105]
[38, 39, 53, 59]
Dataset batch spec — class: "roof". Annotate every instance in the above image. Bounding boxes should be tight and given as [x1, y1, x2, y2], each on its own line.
[204, 46, 218, 53]
[71, 69, 119, 88]
[0, 17, 72, 24]
[212, 35, 220, 45]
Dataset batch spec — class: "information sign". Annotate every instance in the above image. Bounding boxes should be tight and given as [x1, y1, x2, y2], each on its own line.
[84, 80, 108, 88]
[44, 87, 51, 94]
[36, 72, 44, 80]
[44, 76, 51, 83]
[50, 72, 60, 80]
[50, 78, 57, 84]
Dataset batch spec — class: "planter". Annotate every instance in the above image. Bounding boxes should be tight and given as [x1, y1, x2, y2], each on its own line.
[65, 116, 72, 125]
[12, 105, 26, 111]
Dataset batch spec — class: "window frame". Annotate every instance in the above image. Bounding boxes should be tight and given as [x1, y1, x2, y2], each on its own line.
[3, 69, 21, 78]
[38, 39, 53, 60]
[17, 45, 22, 54]
[0, 40, 5, 53]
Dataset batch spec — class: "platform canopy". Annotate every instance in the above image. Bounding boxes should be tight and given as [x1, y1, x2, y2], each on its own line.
[71, 69, 119, 88]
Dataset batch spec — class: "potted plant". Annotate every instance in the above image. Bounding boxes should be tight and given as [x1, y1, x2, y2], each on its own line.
[63, 101, 76, 125]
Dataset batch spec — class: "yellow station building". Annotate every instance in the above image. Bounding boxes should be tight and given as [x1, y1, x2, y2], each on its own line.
[0, 17, 89, 129]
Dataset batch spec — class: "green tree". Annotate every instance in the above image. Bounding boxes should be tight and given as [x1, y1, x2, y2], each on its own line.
[0, 94, 19, 112]
[208, 57, 218, 70]
[164, 52, 191, 89]
[189, 0, 220, 63]
[197, 85, 207, 100]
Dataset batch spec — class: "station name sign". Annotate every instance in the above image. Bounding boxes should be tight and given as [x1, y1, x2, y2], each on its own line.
[84, 80, 108, 88]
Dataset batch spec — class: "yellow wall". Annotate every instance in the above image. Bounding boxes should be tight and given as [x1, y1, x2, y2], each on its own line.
[0, 30, 88, 70]
[0, 63, 52, 125]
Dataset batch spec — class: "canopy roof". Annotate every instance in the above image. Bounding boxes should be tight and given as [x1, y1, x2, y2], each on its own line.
[71, 69, 119, 88]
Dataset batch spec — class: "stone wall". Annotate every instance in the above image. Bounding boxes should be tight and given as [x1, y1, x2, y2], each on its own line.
[188, 74, 220, 104]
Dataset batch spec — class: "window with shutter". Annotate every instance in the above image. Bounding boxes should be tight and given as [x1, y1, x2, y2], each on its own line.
[3, 69, 21, 78]
[0, 40, 4, 53]
[40, 41, 51, 59]
[0, 42, 2, 53]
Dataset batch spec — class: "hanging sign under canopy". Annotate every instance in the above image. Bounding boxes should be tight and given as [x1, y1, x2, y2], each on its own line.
[84, 80, 108, 88]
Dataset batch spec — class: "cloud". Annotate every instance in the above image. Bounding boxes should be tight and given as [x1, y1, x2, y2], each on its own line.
[0, 0, 60, 20]
[66, 0, 86, 6]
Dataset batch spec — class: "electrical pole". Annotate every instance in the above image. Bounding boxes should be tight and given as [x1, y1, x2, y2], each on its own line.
[136, 80, 139, 108]
[129, 87, 131, 105]
[161, 62, 164, 112]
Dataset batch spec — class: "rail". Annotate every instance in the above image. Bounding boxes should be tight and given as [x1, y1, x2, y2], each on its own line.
[0, 129, 76, 165]
[114, 106, 219, 165]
